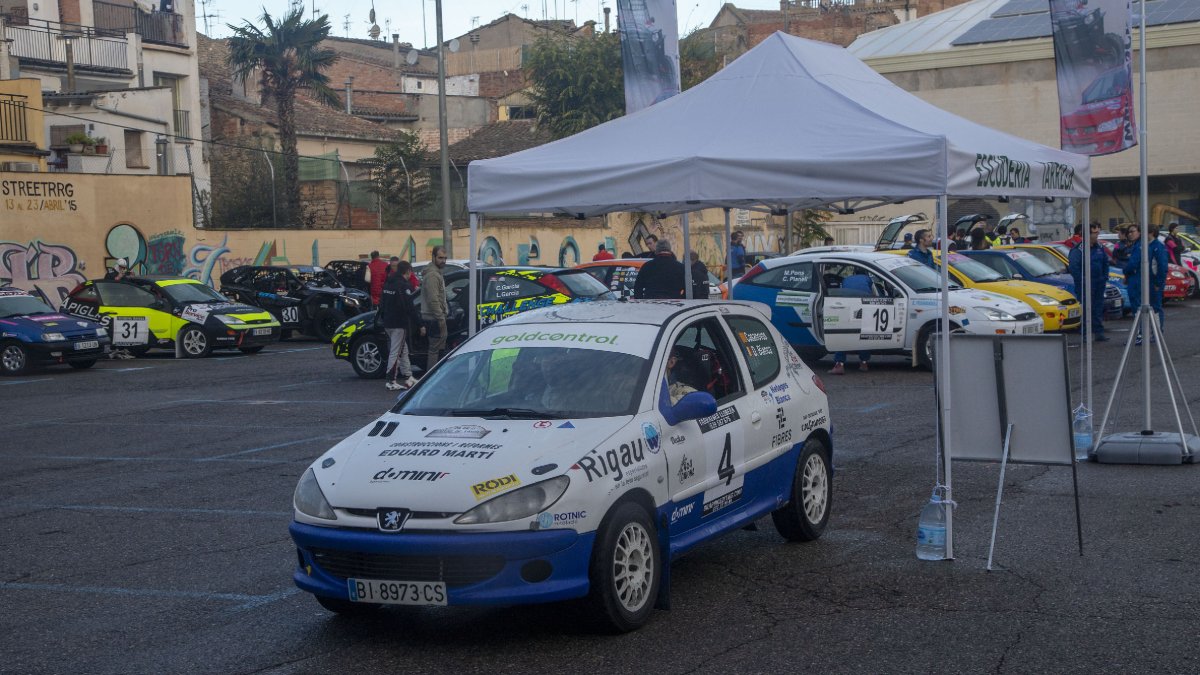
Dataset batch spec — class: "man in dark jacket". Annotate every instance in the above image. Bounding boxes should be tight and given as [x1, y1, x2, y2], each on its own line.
[380, 259, 417, 390]
[689, 251, 710, 299]
[1068, 223, 1111, 342]
[634, 240, 686, 299]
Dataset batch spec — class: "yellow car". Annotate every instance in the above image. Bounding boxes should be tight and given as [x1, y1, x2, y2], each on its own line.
[886, 250, 1081, 331]
[61, 276, 281, 357]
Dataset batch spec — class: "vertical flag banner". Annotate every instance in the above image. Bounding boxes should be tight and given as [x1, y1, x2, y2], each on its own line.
[1050, 0, 1135, 156]
[617, 0, 682, 114]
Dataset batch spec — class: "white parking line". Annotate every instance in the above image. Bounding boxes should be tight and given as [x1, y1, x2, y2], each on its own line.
[207, 433, 346, 459]
[9, 503, 290, 517]
[12, 454, 301, 464]
[0, 378, 52, 386]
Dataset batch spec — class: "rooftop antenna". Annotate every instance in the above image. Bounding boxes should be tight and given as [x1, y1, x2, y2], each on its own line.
[470, 15, 479, 28]
[521, 4, 529, 18]
[198, 0, 222, 34]
[343, 12, 351, 36]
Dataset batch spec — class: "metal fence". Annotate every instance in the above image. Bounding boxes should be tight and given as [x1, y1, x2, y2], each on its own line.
[4, 17, 129, 70]
[93, 0, 187, 47]
[0, 94, 29, 143]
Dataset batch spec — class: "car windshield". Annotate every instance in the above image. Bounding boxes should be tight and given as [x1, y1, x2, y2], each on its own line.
[1082, 69, 1129, 105]
[0, 295, 56, 318]
[948, 254, 1005, 282]
[292, 269, 342, 288]
[1021, 248, 1069, 274]
[159, 282, 226, 304]
[398, 347, 648, 419]
[1006, 251, 1060, 277]
[552, 270, 617, 299]
[888, 262, 963, 293]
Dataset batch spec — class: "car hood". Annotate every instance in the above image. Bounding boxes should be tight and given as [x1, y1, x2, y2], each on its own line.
[179, 302, 271, 322]
[975, 279, 1074, 302]
[315, 413, 630, 513]
[0, 313, 97, 332]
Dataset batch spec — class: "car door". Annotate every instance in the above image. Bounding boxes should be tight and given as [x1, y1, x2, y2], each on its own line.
[478, 273, 547, 328]
[735, 260, 818, 347]
[94, 281, 172, 344]
[661, 316, 749, 534]
[250, 269, 302, 327]
[819, 263, 906, 352]
[722, 313, 786, 466]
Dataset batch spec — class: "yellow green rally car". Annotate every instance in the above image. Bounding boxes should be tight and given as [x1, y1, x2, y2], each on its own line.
[62, 276, 281, 358]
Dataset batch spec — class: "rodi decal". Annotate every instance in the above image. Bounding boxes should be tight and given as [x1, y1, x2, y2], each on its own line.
[575, 438, 647, 483]
[471, 474, 520, 500]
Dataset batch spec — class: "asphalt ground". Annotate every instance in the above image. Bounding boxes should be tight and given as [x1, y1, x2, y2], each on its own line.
[3, 306, 1200, 674]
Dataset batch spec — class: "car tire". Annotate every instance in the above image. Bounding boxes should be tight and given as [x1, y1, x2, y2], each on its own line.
[179, 325, 212, 358]
[314, 594, 381, 616]
[585, 501, 661, 633]
[916, 323, 936, 370]
[280, 329, 293, 341]
[238, 346, 264, 354]
[351, 335, 387, 379]
[69, 359, 97, 370]
[1, 341, 30, 376]
[314, 309, 347, 342]
[771, 436, 832, 542]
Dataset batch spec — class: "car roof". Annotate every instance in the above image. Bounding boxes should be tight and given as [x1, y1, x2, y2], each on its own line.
[772, 250, 911, 265]
[499, 299, 772, 327]
[0, 288, 34, 298]
[577, 259, 647, 268]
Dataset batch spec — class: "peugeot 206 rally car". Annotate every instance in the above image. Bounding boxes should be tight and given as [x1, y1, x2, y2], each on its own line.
[290, 300, 833, 631]
[0, 289, 110, 375]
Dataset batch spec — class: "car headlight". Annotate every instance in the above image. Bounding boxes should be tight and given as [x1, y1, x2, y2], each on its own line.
[294, 468, 336, 520]
[43, 332, 66, 341]
[217, 315, 246, 325]
[1170, 270, 1185, 279]
[1096, 119, 1121, 133]
[454, 476, 570, 525]
[96, 327, 108, 337]
[1026, 293, 1059, 306]
[974, 306, 1017, 321]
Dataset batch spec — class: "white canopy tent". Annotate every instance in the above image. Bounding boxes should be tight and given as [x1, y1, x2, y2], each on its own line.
[465, 31, 1093, 560]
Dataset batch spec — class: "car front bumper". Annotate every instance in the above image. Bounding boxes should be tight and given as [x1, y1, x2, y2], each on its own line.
[212, 325, 280, 348]
[26, 338, 110, 363]
[290, 521, 595, 606]
[965, 317, 1044, 336]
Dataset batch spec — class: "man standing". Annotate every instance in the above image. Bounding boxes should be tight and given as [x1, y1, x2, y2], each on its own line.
[365, 250, 388, 307]
[689, 251, 710, 299]
[380, 259, 418, 390]
[593, 243, 614, 261]
[104, 258, 132, 281]
[1068, 222, 1111, 342]
[907, 229, 936, 269]
[730, 231, 747, 278]
[1124, 223, 1168, 344]
[633, 240, 685, 299]
[420, 247, 449, 365]
[640, 234, 659, 259]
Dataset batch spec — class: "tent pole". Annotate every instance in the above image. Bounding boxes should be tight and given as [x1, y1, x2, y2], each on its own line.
[468, 213, 478, 337]
[724, 208, 733, 287]
[1083, 199, 1093, 434]
[937, 195, 954, 560]
[785, 207, 793, 255]
[682, 212, 694, 299]
[1138, 0, 1151, 432]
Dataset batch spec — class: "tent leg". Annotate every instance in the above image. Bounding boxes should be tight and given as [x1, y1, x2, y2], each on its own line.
[724, 208, 733, 288]
[682, 212, 693, 299]
[468, 213, 478, 337]
[937, 195, 954, 560]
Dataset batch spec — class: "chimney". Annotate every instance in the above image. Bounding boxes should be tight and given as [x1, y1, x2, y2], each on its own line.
[344, 77, 353, 114]
[603, 6, 610, 32]
[392, 33, 400, 70]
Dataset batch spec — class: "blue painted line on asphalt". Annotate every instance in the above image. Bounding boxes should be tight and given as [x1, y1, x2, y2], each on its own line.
[852, 403, 893, 414]
[20, 454, 298, 464]
[0, 581, 301, 611]
[106, 366, 153, 372]
[207, 433, 346, 459]
[11, 503, 290, 517]
[0, 378, 52, 386]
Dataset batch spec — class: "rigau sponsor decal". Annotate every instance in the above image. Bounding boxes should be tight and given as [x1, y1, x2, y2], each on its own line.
[975, 154, 1031, 189]
[371, 468, 450, 483]
[574, 438, 646, 483]
[471, 473, 520, 500]
[698, 406, 740, 433]
[490, 331, 619, 346]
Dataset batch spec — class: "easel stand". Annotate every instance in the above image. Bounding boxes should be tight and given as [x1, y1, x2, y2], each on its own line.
[1094, 306, 1200, 464]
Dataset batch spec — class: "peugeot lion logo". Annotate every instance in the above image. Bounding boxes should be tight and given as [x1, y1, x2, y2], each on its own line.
[378, 509, 410, 532]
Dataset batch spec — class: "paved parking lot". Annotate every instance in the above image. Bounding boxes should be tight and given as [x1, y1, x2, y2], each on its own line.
[4, 308, 1200, 674]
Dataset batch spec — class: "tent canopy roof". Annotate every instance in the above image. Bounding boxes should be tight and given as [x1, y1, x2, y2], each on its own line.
[467, 32, 1090, 217]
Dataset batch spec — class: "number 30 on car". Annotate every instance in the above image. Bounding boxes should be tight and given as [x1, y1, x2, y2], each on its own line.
[289, 300, 833, 631]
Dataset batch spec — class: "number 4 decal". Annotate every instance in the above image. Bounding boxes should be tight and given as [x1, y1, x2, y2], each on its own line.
[717, 432, 735, 485]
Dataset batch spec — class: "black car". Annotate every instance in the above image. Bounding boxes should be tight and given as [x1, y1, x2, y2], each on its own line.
[323, 260, 370, 298]
[219, 265, 370, 341]
[332, 266, 615, 378]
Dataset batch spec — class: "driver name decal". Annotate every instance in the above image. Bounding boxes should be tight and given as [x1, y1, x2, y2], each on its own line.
[698, 406, 740, 433]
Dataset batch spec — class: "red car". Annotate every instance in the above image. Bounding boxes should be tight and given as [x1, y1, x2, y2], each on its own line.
[1061, 66, 1134, 156]
[1092, 241, 1193, 301]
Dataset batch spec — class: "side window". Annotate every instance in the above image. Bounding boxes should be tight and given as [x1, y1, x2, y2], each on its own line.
[972, 256, 1011, 276]
[824, 263, 890, 298]
[580, 267, 609, 286]
[96, 282, 158, 308]
[666, 318, 744, 404]
[446, 277, 470, 305]
[724, 315, 781, 390]
[484, 275, 544, 303]
[746, 262, 814, 291]
[71, 285, 99, 303]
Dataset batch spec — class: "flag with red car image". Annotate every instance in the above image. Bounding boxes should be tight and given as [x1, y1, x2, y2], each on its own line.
[1050, 0, 1136, 156]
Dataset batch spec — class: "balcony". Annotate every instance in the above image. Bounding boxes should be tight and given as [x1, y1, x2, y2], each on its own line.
[0, 94, 30, 143]
[3, 17, 129, 72]
[93, 1, 187, 48]
[173, 109, 190, 139]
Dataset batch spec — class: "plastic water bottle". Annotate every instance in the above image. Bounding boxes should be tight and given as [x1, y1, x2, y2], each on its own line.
[1072, 407, 1092, 462]
[915, 492, 947, 561]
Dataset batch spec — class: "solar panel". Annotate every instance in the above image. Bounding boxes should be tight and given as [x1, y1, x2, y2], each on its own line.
[952, 0, 1199, 47]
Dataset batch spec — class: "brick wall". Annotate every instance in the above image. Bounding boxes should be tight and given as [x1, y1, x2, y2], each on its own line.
[478, 70, 528, 99]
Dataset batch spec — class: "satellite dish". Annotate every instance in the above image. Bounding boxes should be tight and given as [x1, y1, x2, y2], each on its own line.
[448, 38, 460, 53]
[405, 50, 419, 65]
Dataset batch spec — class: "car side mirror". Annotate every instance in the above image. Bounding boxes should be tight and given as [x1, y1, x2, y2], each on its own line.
[1012, 273, 1023, 279]
[670, 391, 718, 424]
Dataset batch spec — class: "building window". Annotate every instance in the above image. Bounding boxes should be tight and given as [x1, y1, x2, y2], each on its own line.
[416, 80, 422, 90]
[125, 130, 148, 168]
[50, 124, 86, 147]
[507, 105, 535, 120]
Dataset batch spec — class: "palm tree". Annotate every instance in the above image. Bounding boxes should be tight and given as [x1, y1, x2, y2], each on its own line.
[226, 8, 339, 226]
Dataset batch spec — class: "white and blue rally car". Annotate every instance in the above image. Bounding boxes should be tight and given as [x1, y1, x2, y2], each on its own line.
[289, 300, 833, 631]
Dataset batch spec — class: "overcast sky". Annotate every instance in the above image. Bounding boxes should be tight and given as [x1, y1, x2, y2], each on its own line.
[203, 1, 786, 47]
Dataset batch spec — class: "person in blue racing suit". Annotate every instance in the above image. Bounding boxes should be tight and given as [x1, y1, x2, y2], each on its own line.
[1123, 223, 1168, 344]
[1068, 222, 1111, 342]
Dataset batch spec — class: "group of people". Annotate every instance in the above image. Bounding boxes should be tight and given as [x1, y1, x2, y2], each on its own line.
[631, 239, 712, 300]
[366, 248, 450, 391]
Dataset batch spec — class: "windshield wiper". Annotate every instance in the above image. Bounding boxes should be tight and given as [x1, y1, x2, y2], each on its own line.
[448, 407, 560, 419]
